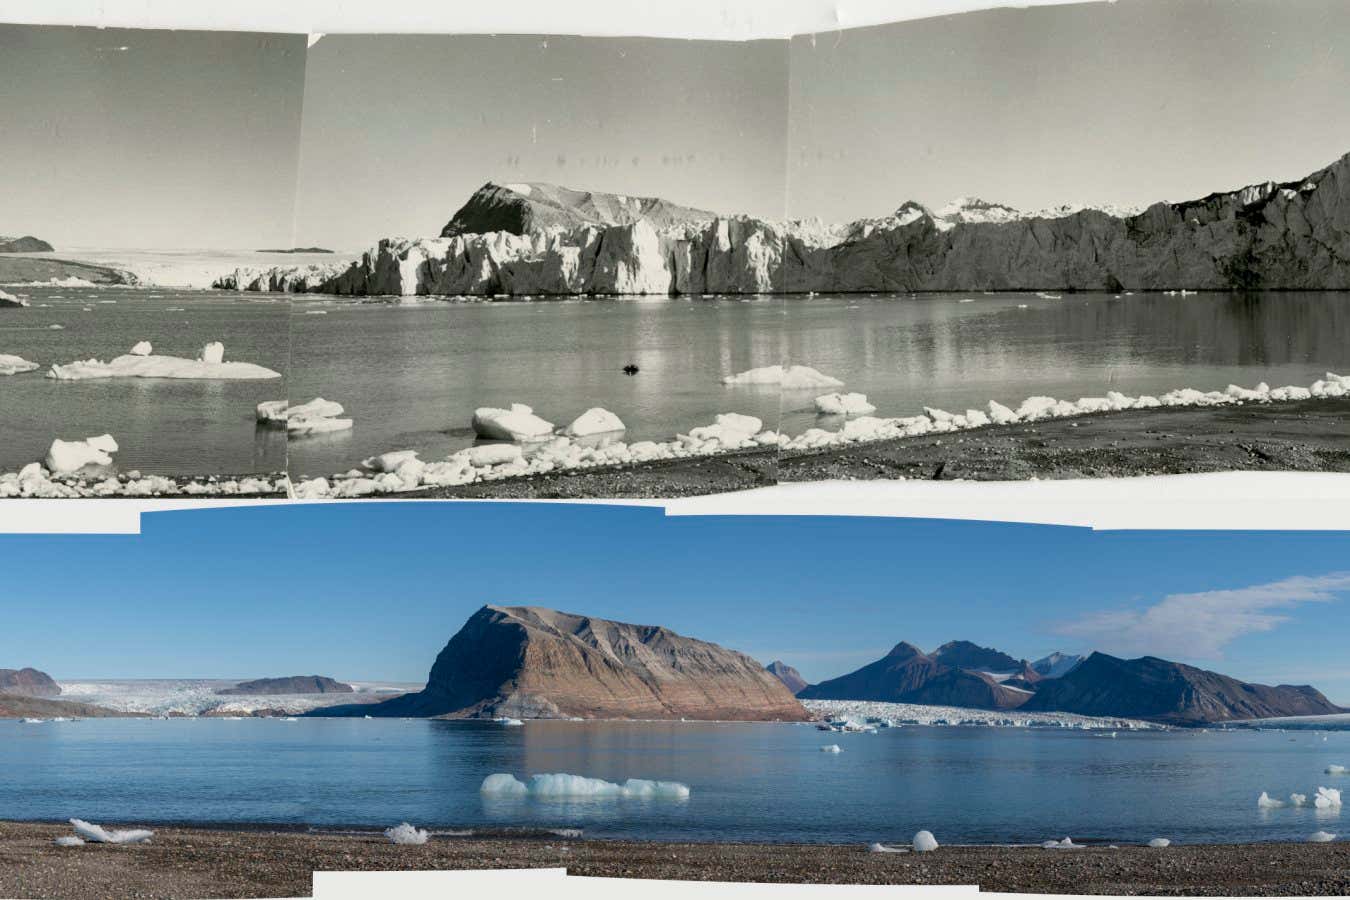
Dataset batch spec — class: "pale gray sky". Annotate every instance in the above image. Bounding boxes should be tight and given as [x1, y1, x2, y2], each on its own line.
[788, 0, 1350, 222]
[294, 34, 789, 250]
[0, 26, 306, 249]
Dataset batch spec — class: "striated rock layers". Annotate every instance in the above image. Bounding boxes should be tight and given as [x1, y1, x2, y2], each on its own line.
[216, 152, 1350, 295]
[766, 660, 808, 695]
[312, 604, 811, 722]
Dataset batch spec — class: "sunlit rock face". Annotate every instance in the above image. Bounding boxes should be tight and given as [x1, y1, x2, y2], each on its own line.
[215, 152, 1350, 295]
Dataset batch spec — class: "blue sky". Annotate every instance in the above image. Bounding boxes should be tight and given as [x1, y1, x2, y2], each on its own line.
[2, 504, 1347, 704]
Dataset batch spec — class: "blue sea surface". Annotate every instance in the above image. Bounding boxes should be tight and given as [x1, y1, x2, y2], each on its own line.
[1, 718, 1345, 845]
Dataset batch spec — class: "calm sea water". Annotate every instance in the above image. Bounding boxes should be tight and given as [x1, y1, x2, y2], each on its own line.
[287, 297, 786, 477]
[0, 287, 288, 476]
[779, 292, 1350, 435]
[1, 718, 1345, 845]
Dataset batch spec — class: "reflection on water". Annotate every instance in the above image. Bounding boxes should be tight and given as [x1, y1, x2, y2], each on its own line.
[779, 292, 1350, 434]
[288, 298, 786, 477]
[0, 288, 288, 475]
[0, 718, 1343, 844]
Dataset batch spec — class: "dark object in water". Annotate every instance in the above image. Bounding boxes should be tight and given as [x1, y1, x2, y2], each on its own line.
[623, 364, 640, 376]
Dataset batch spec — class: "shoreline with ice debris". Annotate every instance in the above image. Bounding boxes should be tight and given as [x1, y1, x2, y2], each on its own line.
[802, 700, 1162, 730]
[300, 374, 1350, 500]
[2, 822, 1347, 898]
[0, 468, 287, 500]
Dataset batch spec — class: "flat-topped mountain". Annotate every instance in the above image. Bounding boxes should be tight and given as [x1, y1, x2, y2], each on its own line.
[441, 182, 715, 237]
[0, 667, 61, 697]
[0, 235, 53, 253]
[1021, 652, 1345, 725]
[313, 605, 810, 722]
[219, 151, 1350, 295]
[765, 660, 808, 695]
[217, 676, 353, 696]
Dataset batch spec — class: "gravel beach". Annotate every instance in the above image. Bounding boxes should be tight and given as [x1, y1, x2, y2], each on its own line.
[1, 822, 1346, 898]
[404, 398, 1350, 499]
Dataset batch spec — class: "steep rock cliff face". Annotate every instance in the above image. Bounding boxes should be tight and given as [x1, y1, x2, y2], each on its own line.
[215, 152, 1350, 295]
[316, 605, 811, 722]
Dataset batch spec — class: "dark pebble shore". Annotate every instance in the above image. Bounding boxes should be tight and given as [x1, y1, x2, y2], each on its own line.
[400, 398, 1350, 499]
[1, 822, 1346, 898]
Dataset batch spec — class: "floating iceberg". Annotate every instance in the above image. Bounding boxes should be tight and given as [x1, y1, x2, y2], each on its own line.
[722, 364, 845, 389]
[472, 404, 555, 441]
[480, 772, 690, 801]
[815, 392, 876, 416]
[130, 341, 152, 356]
[1042, 837, 1081, 849]
[1327, 765, 1347, 775]
[564, 407, 626, 437]
[494, 717, 524, 727]
[384, 823, 429, 845]
[820, 744, 842, 753]
[1309, 831, 1337, 843]
[70, 819, 154, 844]
[45, 434, 119, 474]
[281, 398, 353, 436]
[1148, 838, 1171, 848]
[912, 830, 939, 853]
[47, 342, 280, 381]
[1258, 791, 1287, 809]
[0, 354, 39, 376]
[1315, 787, 1342, 809]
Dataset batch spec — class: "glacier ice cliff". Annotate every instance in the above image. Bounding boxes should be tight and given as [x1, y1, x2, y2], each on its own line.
[215, 152, 1350, 296]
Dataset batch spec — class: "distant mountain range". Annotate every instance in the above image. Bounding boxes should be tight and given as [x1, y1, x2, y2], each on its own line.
[217, 150, 1350, 295]
[0, 235, 53, 253]
[216, 675, 353, 696]
[787, 640, 1342, 724]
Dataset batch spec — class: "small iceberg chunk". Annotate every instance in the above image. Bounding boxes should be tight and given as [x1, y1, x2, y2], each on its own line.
[564, 407, 626, 437]
[820, 744, 842, 753]
[283, 398, 353, 436]
[47, 342, 280, 380]
[1148, 838, 1171, 848]
[1326, 765, 1347, 775]
[70, 819, 154, 844]
[1314, 786, 1342, 809]
[200, 341, 224, 364]
[1042, 837, 1081, 849]
[723, 364, 845, 389]
[912, 830, 939, 853]
[45, 434, 119, 474]
[480, 772, 690, 800]
[0, 354, 39, 376]
[1308, 831, 1337, 843]
[130, 341, 152, 357]
[54, 835, 86, 847]
[384, 823, 429, 845]
[868, 842, 908, 853]
[815, 392, 876, 416]
[472, 404, 555, 442]
[1258, 791, 1287, 809]
[494, 717, 524, 727]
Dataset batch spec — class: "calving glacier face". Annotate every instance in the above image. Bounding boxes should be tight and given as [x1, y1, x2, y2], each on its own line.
[214, 150, 1350, 295]
[55, 680, 418, 716]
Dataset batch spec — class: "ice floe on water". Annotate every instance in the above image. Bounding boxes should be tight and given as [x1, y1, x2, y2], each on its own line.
[384, 823, 429, 845]
[473, 404, 555, 441]
[723, 364, 845, 389]
[1258, 787, 1341, 810]
[480, 773, 690, 801]
[258, 397, 354, 436]
[46, 341, 281, 381]
[1326, 764, 1347, 775]
[494, 717, 524, 727]
[913, 831, 939, 852]
[814, 392, 876, 416]
[1042, 837, 1082, 849]
[68, 819, 153, 844]
[1148, 838, 1172, 848]
[1309, 831, 1338, 843]
[564, 407, 626, 437]
[820, 744, 843, 753]
[0, 353, 40, 375]
[803, 699, 1159, 730]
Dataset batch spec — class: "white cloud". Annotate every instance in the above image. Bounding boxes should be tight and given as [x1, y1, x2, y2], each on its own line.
[1053, 572, 1350, 660]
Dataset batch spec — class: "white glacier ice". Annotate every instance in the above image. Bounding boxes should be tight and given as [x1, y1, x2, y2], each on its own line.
[472, 404, 555, 441]
[803, 699, 1157, 730]
[1326, 765, 1347, 775]
[722, 364, 845, 389]
[1315, 787, 1342, 809]
[44, 434, 119, 474]
[820, 744, 843, 753]
[53, 835, 85, 847]
[912, 830, 939, 853]
[1148, 838, 1171, 848]
[70, 819, 154, 844]
[46, 344, 280, 380]
[868, 842, 908, 853]
[0, 354, 39, 376]
[814, 392, 877, 416]
[384, 823, 429, 845]
[480, 773, 690, 801]
[1309, 831, 1337, 843]
[1258, 792, 1287, 809]
[564, 407, 626, 437]
[1042, 837, 1081, 849]
[130, 340, 152, 356]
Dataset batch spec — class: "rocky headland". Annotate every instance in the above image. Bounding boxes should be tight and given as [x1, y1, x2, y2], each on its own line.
[311, 604, 811, 722]
[0, 236, 54, 253]
[215, 151, 1350, 295]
